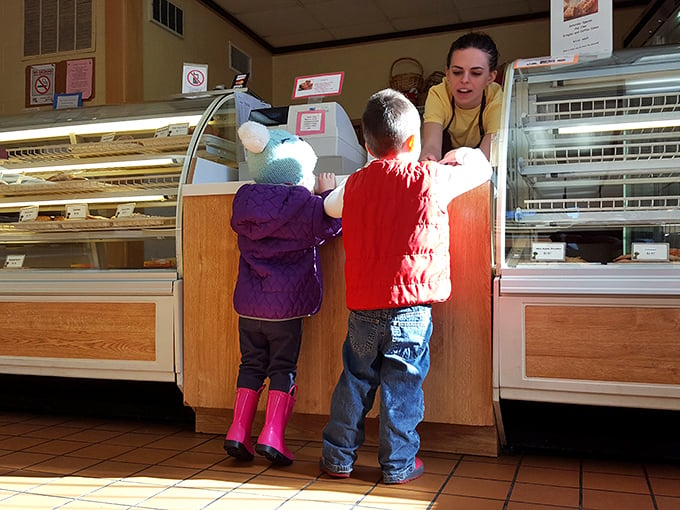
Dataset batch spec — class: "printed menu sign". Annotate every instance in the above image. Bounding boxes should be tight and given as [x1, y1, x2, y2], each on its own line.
[551, 0, 612, 59]
[292, 72, 344, 100]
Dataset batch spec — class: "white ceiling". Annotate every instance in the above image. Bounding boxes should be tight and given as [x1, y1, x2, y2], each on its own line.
[202, 0, 651, 53]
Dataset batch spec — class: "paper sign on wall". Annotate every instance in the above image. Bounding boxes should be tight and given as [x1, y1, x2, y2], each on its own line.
[183, 63, 208, 93]
[30, 64, 55, 105]
[551, 0, 612, 59]
[66, 58, 93, 100]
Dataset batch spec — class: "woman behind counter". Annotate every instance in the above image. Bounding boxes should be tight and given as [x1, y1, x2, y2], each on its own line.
[420, 32, 502, 162]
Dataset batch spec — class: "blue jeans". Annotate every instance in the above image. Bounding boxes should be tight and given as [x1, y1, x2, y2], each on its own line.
[321, 305, 432, 483]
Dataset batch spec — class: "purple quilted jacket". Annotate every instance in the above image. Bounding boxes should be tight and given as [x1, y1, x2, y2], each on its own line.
[231, 183, 342, 320]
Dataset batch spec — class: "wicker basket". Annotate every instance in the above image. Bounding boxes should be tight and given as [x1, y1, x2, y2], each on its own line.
[418, 70, 446, 106]
[423, 71, 445, 91]
[389, 57, 424, 93]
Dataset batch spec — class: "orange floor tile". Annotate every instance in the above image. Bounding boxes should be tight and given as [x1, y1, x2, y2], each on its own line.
[0, 411, 679, 509]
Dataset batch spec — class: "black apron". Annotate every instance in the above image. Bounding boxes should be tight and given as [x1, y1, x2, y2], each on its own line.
[441, 91, 486, 155]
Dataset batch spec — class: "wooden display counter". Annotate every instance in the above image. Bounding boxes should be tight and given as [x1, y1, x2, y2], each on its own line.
[182, 181, 497, 456]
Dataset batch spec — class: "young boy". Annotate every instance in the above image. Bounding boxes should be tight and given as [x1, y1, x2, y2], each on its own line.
[320, 88, 492, 484]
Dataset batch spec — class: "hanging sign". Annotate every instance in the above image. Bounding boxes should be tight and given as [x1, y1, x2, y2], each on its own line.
[551, 0, 612, 59]
[183, 63, 208, 93]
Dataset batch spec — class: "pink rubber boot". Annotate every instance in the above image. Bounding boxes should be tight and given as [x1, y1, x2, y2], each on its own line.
[223, 386, 263, 461]
[255, 385, 297, 465]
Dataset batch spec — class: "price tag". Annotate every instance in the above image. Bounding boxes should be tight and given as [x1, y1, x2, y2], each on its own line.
[531, 242, 566, 261]
[19, 205, 39, 222]
[154, 126, 170, 138]
[65, 203, 88, 219]
[169, 122, 189, 136]
[632, 243, 669, 261]
[100, 133, 116, 142]
[114, 202, 136, 218]
[4, 254, 25, 269]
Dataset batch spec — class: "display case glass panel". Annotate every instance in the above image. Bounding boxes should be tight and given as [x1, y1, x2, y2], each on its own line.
[498, 46, 680, 268]
[0, 92, 241, 271]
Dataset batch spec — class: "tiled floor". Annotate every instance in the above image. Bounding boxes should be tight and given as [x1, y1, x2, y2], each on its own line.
[0, 412, 679, 509]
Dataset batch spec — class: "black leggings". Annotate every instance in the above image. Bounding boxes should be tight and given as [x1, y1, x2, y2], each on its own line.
[236, 316, 303, 392]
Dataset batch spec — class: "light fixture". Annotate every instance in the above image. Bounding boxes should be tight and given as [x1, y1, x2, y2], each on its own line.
[0, 115, 203, 143]
[557, 118, 680, 134]
[0, 195, 167, 210]
[1, 157, 179, 174]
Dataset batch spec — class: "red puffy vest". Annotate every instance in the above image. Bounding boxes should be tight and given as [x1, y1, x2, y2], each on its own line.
[342, 159, 452, 310]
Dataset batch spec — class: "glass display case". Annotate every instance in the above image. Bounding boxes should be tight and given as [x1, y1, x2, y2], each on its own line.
[0, 90, 260, 382]
[493, 46, 680, 417]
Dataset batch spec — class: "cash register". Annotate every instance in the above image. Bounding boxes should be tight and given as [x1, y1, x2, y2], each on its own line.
[241, 102, 367, 180]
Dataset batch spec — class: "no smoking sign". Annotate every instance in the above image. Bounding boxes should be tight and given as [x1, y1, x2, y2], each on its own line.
[30, 63, 55, 105]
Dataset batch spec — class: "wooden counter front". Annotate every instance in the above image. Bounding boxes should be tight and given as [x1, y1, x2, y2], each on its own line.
[182, 184, 497, 456]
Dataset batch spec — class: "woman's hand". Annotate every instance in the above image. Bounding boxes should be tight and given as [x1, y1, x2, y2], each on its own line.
[439, 149, 460, 166]
[316, 172, 337, 194]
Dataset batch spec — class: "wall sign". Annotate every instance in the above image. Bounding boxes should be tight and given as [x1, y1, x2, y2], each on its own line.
[29, 64, 55, 106]
[183, 63, 208, 93]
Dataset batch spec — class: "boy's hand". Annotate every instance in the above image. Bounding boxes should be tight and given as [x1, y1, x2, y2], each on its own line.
[316, 172, 337, 193]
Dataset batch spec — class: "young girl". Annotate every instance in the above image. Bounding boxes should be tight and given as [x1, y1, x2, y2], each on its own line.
[224, 121, 342, 466]
[420, 32, 502, 162]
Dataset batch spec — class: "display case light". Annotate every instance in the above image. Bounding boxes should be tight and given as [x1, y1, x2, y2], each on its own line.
[0, 115, 203, 143]
[0, 157, 178, 174]
[557, 118, 680, 134]
[0, 195, 167, 210]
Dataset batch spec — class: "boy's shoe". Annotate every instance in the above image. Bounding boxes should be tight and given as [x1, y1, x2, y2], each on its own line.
[384, 457, 424, 484]
[319, 459, 351, 479]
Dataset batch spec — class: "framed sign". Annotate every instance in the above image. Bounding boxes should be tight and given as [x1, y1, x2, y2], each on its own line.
[292, 72, 344, 100]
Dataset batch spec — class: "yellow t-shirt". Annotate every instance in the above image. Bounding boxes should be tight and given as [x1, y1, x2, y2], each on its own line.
[423, 79, 503, 149]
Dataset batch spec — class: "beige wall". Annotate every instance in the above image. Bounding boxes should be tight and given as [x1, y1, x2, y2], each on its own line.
[0, 3, 646, 118]
[142, 0, 272, 102]
[0, 0, 107, 115]
[0, 0, 271, 115]
[272, 7, 645, 121]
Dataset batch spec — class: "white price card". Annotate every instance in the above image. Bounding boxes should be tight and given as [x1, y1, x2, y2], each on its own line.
[632, 243, 669, 261]
[531, 242, 566, 261]
[169, 123, 190, 136]
[154, 126, 170, 138]
[100, 133, 116, 142]
[114, 202, 136, 218]
[4, 254, 26, 269]
[65, 203, 88, 219]
[19, 206, 39, 222]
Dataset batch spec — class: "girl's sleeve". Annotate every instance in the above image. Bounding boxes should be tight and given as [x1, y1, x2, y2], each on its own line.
[312, 190, 342, 245]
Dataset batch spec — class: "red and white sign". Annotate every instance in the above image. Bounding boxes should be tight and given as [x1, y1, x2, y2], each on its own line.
[30, 64, 55, 105]
[182, 63, 208, 93]
[292, 72, 344, 100]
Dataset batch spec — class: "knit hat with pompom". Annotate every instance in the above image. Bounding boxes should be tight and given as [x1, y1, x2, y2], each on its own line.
[238, 121, 317, 191]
